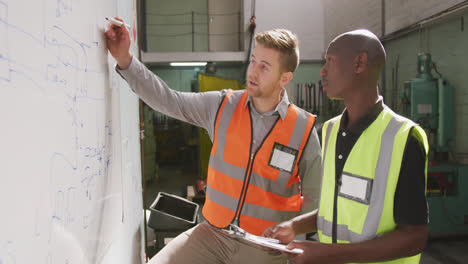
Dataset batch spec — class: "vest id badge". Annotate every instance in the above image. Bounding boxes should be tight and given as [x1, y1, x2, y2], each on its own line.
[338, 172, 373, 205]
[268, 142, 299, 173]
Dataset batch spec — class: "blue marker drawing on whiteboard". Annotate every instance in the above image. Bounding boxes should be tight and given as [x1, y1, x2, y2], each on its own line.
[105, 17, 131, 30]
[1, 0, 134, 262]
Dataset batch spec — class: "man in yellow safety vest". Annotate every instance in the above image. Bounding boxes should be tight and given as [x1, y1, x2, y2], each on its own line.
[263, 29, 429, 264]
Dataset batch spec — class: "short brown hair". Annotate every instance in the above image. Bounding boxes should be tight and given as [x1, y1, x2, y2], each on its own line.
[255, 29, 300, 72]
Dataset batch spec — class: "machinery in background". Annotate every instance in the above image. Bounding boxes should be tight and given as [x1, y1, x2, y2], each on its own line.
[402, 53, 454, 156]
[401, 53, 468, 236]
[295, 81, 344, 123]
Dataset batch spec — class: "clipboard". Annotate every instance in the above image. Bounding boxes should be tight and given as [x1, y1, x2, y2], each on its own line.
[226, 224, 304, 255]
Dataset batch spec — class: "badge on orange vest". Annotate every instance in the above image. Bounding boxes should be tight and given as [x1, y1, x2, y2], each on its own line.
[338, 172, 373, 205]
[268, 143, 299, 173]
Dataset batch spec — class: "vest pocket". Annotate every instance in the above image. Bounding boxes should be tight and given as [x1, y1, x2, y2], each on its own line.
[268, 142, 299, 173]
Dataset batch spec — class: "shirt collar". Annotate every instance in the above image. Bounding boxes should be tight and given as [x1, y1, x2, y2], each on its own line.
[244, 89, 290, 120]
[339, 96, 384, 135]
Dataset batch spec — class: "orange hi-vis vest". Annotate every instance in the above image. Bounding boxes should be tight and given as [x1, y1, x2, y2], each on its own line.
[202, 90, 316, 235]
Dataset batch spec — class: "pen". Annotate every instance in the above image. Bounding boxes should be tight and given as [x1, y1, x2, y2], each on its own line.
[105, 17, 131, 29]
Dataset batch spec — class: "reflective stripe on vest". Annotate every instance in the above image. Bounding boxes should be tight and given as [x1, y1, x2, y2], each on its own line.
[203, 90, 316, 235]
[317, 106, 428, 264]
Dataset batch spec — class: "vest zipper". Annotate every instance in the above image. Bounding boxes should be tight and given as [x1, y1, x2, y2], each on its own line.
[232, 104, 280, 226]
[233, 152, 255, 224]
[232, 105, 255, 225]
[332, 174, 341, 243]
[333, 153, 345, 243]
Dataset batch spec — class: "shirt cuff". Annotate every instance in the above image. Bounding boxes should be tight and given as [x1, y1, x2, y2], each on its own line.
[114, 56, 137, 80]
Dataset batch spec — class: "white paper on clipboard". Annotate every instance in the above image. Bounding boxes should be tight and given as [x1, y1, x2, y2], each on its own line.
[227, 229, 303, 255]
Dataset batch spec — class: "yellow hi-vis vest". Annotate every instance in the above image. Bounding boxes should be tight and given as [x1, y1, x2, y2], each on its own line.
[318, 106, 429, 264]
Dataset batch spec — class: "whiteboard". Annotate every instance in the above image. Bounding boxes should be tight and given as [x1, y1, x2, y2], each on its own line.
[0, 0, 143, 263]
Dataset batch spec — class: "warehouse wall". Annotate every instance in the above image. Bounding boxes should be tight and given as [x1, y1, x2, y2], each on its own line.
[144, 0, 325, 61]
[255, 0, 324, 60]
[385, 0, 465, 34]
[323, 0, 468, 155]
[324, 0, 465, 43]
[144, 0, 209, 52]
[324, 0, 382, 45]
[383, 9, 468, 155]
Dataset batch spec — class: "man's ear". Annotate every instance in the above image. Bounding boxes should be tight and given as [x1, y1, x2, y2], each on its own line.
[280, 71, 293, 87]
[354, 52, 368, 74]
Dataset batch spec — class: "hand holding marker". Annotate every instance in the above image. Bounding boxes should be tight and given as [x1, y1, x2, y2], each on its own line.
[105, 17, 133, 69]
[105, 17, 131, 30]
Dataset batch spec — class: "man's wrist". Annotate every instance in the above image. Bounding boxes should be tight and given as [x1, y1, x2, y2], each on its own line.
[290, 210, 318, 235]
[288, 220, 299, 236]
[117, 54, 133, 70]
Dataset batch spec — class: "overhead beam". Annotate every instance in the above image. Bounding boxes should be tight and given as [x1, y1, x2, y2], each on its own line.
[141, 51, 248, 63]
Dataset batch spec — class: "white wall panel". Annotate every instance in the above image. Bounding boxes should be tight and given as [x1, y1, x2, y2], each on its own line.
[255, 0, 324, 60]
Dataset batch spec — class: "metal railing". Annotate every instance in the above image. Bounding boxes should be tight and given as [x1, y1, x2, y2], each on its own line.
[145, 11, 242, 52]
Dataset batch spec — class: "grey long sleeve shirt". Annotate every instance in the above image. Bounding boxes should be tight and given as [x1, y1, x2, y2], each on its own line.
[117, 57, 322, 212]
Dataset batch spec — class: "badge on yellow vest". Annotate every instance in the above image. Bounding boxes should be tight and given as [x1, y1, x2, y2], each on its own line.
[339, 172, 373, 205]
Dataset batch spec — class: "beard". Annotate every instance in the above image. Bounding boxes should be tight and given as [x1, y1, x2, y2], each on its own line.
[246, 84, 262, 98]
[246, 78, 263, 98]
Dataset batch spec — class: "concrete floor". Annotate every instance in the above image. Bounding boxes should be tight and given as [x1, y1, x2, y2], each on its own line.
[421, 237, 468, 263]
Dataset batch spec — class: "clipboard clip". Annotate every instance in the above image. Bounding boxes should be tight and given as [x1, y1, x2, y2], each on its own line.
[228, 223, 247, 238]
[228, 224, 281, 244]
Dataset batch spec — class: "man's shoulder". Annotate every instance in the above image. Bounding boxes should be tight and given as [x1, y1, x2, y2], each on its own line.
[220, 89, 246, 104]
[289, 103, 317, 116]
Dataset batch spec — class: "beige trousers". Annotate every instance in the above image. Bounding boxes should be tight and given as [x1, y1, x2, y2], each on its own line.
[148, 221, 287, 264]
